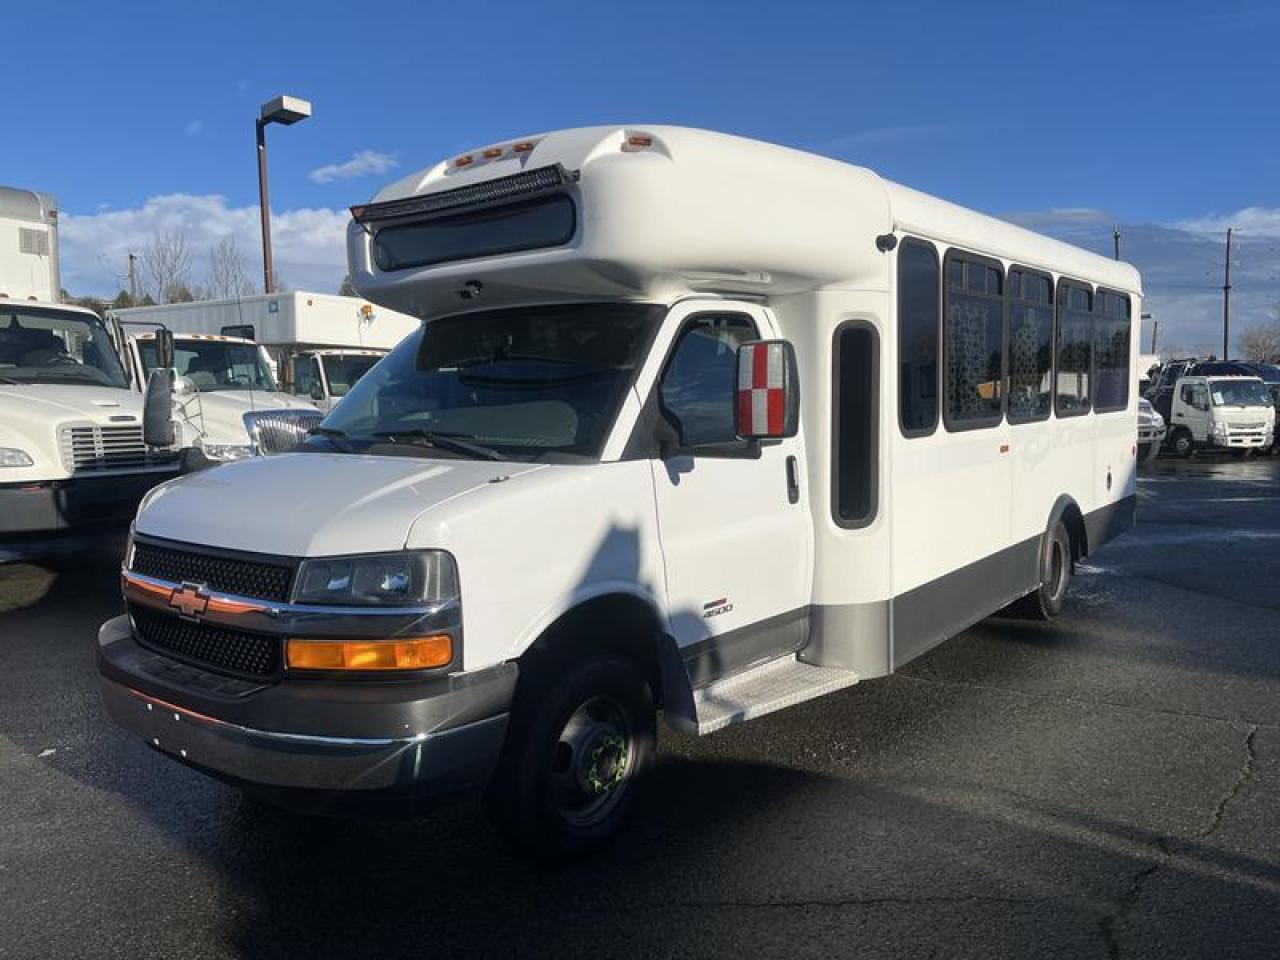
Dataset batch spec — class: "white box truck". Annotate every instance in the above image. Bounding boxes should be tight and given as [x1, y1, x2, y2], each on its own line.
[111, 292, 417, 410]
[99, 126, 1141, 858]
[1, 185, 61, 303]
[1, 300, 178, 560]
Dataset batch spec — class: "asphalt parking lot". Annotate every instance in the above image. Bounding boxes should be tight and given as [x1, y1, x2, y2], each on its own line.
[1, 458, 1277, 959]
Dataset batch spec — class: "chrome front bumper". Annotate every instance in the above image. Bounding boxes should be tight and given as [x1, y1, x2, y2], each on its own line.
[97, 615, 514, 796]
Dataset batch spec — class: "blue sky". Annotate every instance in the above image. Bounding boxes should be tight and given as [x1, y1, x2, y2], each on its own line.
[9, 0, 1280, 351]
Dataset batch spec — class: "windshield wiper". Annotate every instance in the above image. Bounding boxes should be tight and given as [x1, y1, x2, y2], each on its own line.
[0, 377, 18, 385]
[372, 429, 507, 461]
[307, 425, 353, 451]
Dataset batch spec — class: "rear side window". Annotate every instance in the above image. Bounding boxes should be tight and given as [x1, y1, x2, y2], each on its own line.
[944, 251, 1004, 429]
[1008, 268, 1053, 423]
[898, 239, 939, 436]
[372, 194, 576, 271]
[833, 322, 879, 528]
[1055, 282, 1093, 417]
[1093, 290, 1131, 412]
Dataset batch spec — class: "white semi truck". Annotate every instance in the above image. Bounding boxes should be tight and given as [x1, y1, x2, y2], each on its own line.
[0, 301, 178, 559]
[99, 126, 1141, 858]
[0, 185, 60, 303]
[121, 330, 322, 468]
[112, 292, 416, 411]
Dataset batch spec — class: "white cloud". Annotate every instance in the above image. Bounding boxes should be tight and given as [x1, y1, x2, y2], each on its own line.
[1173, 206, 1280, 239]
[308, 150, 398, 185]
[60, 194, 349, 297]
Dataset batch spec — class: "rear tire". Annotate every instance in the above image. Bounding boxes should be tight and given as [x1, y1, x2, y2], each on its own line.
[1012, 520, 1072, 621]
[485, 654, 656, 861]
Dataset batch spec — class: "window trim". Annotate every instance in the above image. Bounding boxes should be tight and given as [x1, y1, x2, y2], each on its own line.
[897, 236, 941, 439]
[1092, 286, 1133, 414]
[1006, 263, 1055, 425]
[942, 247, 1006, 433]
[831, 319, 880, 530]
[655, 310, 763, 460]
[1054, 277, 1095, 419]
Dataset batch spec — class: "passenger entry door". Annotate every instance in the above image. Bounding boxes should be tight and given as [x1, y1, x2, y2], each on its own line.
[644, 302, 812, 683]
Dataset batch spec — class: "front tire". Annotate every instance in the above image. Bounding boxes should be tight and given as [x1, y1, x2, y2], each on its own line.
[1170, 428, 1195, 459]
[486, 654, 656, 861]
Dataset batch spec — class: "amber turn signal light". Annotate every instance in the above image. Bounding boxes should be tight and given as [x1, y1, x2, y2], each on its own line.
[286, 636, 452, 671]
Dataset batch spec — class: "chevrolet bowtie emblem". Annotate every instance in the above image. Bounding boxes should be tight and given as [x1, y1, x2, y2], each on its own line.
[169, 582, 210, 620]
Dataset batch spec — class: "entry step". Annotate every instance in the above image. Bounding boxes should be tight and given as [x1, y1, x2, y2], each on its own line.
[687, 655, 860, 736]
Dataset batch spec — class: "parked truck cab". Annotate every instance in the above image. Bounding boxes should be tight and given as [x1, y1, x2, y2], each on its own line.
[124, 331, 322, 468]
[98, 126, 1141, 857]
[1166, 375, 1274, 457]
[0, 301, 178, 556]
[281, 347, 386, 412]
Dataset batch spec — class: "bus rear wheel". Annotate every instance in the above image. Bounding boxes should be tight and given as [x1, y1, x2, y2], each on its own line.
[1013, 520, 1072, 621]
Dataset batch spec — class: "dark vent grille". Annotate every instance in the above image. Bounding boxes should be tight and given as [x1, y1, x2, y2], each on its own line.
[130, 604, 281, 680]
[132, 541, 293, 602]
[351, 164, 574, 224]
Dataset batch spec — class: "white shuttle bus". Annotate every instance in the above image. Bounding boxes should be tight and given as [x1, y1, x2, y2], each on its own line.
[99, 126, 1140, 857]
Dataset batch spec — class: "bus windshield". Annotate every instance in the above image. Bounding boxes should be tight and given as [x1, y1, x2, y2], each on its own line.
[313, 303, 662, 461]
[139, 339, 277, 392]
[0, 306, 129, 388]
[320, 353, 382, 398]
[1210, 379, 1271, 407]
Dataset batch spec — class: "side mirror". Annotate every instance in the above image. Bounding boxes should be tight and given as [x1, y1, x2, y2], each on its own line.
[173, 375, 197, 398]
[735, 340, 800, 440]
[143, 368, 175, 448]
[309, 382, 325, 401]
[154, 327, 175, 370]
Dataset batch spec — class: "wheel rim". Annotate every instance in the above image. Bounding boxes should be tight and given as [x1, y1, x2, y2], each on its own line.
[549, 694, 636, 828]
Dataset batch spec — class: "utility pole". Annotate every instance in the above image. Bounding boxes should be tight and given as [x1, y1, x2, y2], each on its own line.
[1113, 226, 1121, 261]
[1222, 227, 1233, 359]
[127, 253, 139, 305]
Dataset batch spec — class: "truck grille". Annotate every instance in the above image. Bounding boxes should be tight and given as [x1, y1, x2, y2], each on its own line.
[131, 540, 294, 602]
[58, 424, 177, 473]
[243, 409, 324, 455]
[130, 603, 281, 680]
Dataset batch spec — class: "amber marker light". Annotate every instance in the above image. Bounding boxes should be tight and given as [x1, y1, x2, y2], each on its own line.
[287, 636, 452, 671]
[482, 147, 503, 159]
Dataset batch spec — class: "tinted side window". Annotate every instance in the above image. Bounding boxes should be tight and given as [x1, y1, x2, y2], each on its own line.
[898, 239, 940, 436]
[945, 253, 1004, 428]
[1093, 290, 1131, 412]
[1008, 268, 1053, 423]
[834, 323, 878, 528]
[660, 314, 758, 450]
[1055, 282, 1093, 416]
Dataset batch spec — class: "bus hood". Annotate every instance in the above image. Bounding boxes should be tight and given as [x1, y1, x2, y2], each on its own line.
[133, 452, 546, 556]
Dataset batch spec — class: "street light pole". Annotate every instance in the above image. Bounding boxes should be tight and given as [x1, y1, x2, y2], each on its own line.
[255, 118, 273, 294]
[1222, 227, 1233, 360]
[254, 95, 312, 295]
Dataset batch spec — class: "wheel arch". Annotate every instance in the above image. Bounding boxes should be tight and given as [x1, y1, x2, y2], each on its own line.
[1047, 494, 1088, 562]
[514, 587, 675, 710]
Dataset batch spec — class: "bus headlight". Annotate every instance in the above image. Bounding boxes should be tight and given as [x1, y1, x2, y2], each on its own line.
[294, 550, 459, 606]
[0, 447, 34, 467]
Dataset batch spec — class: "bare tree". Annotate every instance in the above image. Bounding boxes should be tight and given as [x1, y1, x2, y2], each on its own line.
[207, 235, 255, 300]
[143, 230, 193, 304]
[1239, 320, 1280, 363]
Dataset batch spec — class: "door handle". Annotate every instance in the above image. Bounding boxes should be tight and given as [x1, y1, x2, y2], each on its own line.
[785, 455, 800, 505]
